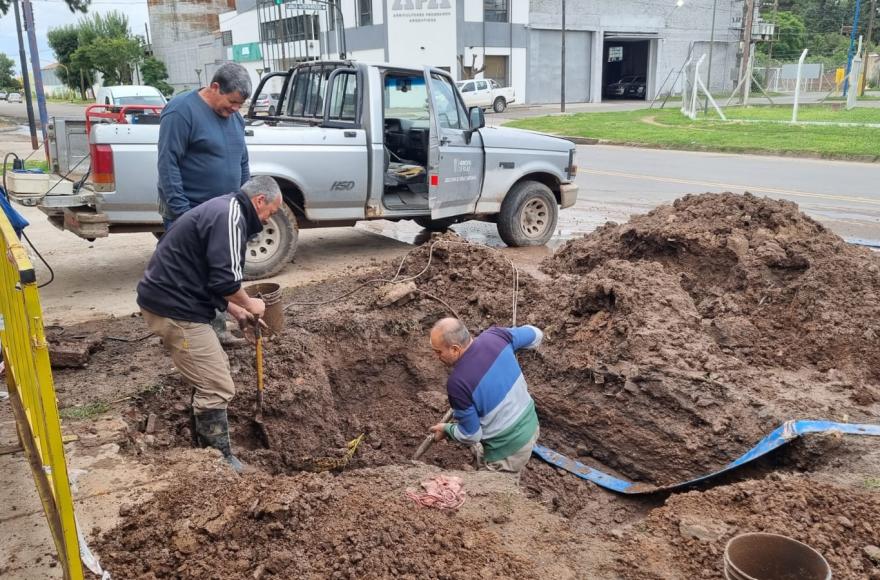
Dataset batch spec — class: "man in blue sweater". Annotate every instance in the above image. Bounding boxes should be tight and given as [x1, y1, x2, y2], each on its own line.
[157, 62, 252, 344]
[429, 318, 542, 475]
[157, 62, 251, 227]
[138, 176, 283, 472]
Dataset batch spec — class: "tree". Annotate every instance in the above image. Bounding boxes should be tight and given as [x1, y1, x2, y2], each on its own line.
[0, 52, 18, 90]
[72, 35, 141, 86]
[0, 0, 88, 16]
[48, 10, 143, 91]
[142, 57, 173, 96]
[47, 24, 94, 98]
[758, 11, 807, 61]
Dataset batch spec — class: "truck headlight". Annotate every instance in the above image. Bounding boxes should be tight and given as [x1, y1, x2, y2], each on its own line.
[567, 148, 577, 180]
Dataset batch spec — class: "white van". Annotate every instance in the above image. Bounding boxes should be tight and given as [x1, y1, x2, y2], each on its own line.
[95, 85, 167, 107]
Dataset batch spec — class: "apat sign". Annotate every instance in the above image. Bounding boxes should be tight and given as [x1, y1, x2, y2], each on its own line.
[392, 0, 452, 9]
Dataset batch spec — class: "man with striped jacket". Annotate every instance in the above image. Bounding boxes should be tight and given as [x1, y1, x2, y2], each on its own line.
[137, 176, 283, 472]
[429, 318, 542, 475]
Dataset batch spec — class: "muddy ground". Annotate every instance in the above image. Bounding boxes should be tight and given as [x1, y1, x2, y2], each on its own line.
[35, 193, 880, 578]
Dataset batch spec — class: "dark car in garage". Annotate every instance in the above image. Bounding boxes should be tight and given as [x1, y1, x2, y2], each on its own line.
[606, 75, 646, 99]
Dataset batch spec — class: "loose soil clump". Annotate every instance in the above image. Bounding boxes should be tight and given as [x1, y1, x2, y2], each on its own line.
[611, 474, 880, 579]
[97, 467, 541, 580]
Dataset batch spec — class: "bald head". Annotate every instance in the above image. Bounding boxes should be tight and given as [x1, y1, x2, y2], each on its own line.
[429, 318, 472, 367]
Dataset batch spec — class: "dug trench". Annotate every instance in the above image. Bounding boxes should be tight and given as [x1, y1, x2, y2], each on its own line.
[47, 192, 880, 578]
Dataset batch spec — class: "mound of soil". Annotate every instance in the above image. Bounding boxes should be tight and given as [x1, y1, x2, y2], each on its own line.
[520, 193, 880, 485]
[610, 474, 880, 579]
[95, 467, 539, 579]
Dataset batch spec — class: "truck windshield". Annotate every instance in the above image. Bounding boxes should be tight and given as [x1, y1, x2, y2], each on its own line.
[115, 96, 166, 105]
[384, 75, 428, 121]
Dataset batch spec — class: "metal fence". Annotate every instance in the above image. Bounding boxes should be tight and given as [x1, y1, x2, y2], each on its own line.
[0, 208, 83, 579]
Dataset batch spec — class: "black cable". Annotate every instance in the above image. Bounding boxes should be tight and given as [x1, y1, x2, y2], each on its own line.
[20, 231, 55, 289]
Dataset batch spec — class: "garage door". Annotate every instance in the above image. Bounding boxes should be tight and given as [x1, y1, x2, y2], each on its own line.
[527, 29, 592, 104]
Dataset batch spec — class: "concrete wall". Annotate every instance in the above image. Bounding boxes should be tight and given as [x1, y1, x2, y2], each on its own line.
[528, 0, 741, 103]
[148, 0, 235, 92]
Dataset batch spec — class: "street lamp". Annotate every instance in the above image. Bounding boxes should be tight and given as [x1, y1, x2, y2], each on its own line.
[195, 68, 203, 86]
[55, 62, 72, 100]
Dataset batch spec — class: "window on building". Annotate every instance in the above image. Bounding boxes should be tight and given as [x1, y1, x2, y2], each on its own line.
[483, 55, 509, 88]
[221, 30, 233, 47]
[359, 0, 372, 26]
[328, 1, 336, 30]
[484, 0, 508, 22]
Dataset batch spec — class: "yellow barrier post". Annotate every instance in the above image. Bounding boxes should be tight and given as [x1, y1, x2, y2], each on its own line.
[0, 210, 84, 580]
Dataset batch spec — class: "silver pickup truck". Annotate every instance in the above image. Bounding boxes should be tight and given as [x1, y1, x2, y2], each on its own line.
[16, 60, 578, 279]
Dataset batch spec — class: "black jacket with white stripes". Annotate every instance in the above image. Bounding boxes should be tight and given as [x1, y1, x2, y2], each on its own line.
[137, 190, 263, 324]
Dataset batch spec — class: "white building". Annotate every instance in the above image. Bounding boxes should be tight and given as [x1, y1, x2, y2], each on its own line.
[219, 0, 749, 104]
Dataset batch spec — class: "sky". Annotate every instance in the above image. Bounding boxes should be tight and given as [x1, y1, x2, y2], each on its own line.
[0, 0, 149, 74]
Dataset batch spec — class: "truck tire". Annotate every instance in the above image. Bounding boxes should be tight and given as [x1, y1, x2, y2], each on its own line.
[497, 180, 558, 247]
[243, 202, 298, 280]
[412, 216, 458, 232]
[493, 97, 507, 113]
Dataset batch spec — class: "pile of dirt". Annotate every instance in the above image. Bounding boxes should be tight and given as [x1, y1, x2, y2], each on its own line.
[95, 466, 541, 579]
[610, 474, 880, 579]
[549, 192, 880, 382]
[519, 193, 880, 485]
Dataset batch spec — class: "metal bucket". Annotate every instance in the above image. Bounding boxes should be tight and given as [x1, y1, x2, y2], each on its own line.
[244, 282, 284, 335]
[724, 533, 831, 580]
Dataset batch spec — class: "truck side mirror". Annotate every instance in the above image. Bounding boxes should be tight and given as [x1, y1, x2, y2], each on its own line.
[469, 106, 485, 130]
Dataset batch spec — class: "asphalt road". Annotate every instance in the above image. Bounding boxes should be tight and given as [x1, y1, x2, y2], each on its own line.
[571, 144, 880, 246]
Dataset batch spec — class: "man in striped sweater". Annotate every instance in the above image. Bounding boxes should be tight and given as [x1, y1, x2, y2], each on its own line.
[429, 318, 542, 475]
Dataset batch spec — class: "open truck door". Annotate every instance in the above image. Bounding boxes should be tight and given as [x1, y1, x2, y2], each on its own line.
[424, 68, 484, 220]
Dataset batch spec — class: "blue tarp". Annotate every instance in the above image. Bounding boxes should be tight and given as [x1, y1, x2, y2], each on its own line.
[533, 420, 880, 494]
[0, 188, 30, 237]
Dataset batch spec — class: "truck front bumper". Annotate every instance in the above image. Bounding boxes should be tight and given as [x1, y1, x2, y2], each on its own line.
[560, 183, 579, 209]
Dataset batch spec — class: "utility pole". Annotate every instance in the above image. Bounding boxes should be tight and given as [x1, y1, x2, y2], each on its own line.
[844, 0, 863, 96]
[12, 0, 37, 150]
[704, 0, 719, 112]
[561, 0, 566, 112]
[739, 0, 756, 105]
[764, 0, 779, 87]
[21, 0, 50, 161]
[863, 0, 876, 96]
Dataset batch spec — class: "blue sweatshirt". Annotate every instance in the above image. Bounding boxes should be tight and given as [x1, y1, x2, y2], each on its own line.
[157, 90, 250, 220]
[137, 191, 262, 324]
[443, 326, 543, 462]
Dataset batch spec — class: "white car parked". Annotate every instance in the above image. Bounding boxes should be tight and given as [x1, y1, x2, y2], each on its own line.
[455, 78, 515, 113]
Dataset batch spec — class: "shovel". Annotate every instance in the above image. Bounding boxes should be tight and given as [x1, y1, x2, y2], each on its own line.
[251, 316, 271, 448]
[413, 408, 454, 461]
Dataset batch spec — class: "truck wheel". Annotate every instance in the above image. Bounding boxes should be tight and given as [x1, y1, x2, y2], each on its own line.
[497, 180, 558, 247]
[493, 97, 507, 113]
[244, 202, 298, 280]
[413, 216, 458, 232]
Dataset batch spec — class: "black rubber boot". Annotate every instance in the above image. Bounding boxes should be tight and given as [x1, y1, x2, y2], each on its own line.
[194, 408, 245, 473]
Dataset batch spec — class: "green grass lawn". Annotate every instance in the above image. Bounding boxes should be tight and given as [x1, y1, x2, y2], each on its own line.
[507, 105, 880, 159]
[2, 160, 49, 173]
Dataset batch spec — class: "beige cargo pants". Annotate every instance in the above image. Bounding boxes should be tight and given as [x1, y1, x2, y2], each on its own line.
[141, 308, 236, 413]
[472, 427, 540, 476]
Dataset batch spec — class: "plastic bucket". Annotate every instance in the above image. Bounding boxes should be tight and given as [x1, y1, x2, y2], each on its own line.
[244, 282, 284, 335]
[724, 533, 831, 580]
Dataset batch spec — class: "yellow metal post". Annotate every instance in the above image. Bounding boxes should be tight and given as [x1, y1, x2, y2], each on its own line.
[0, 211, 84, 579]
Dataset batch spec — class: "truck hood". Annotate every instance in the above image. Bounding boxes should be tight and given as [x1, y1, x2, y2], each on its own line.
[478, 126, 573, 152]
